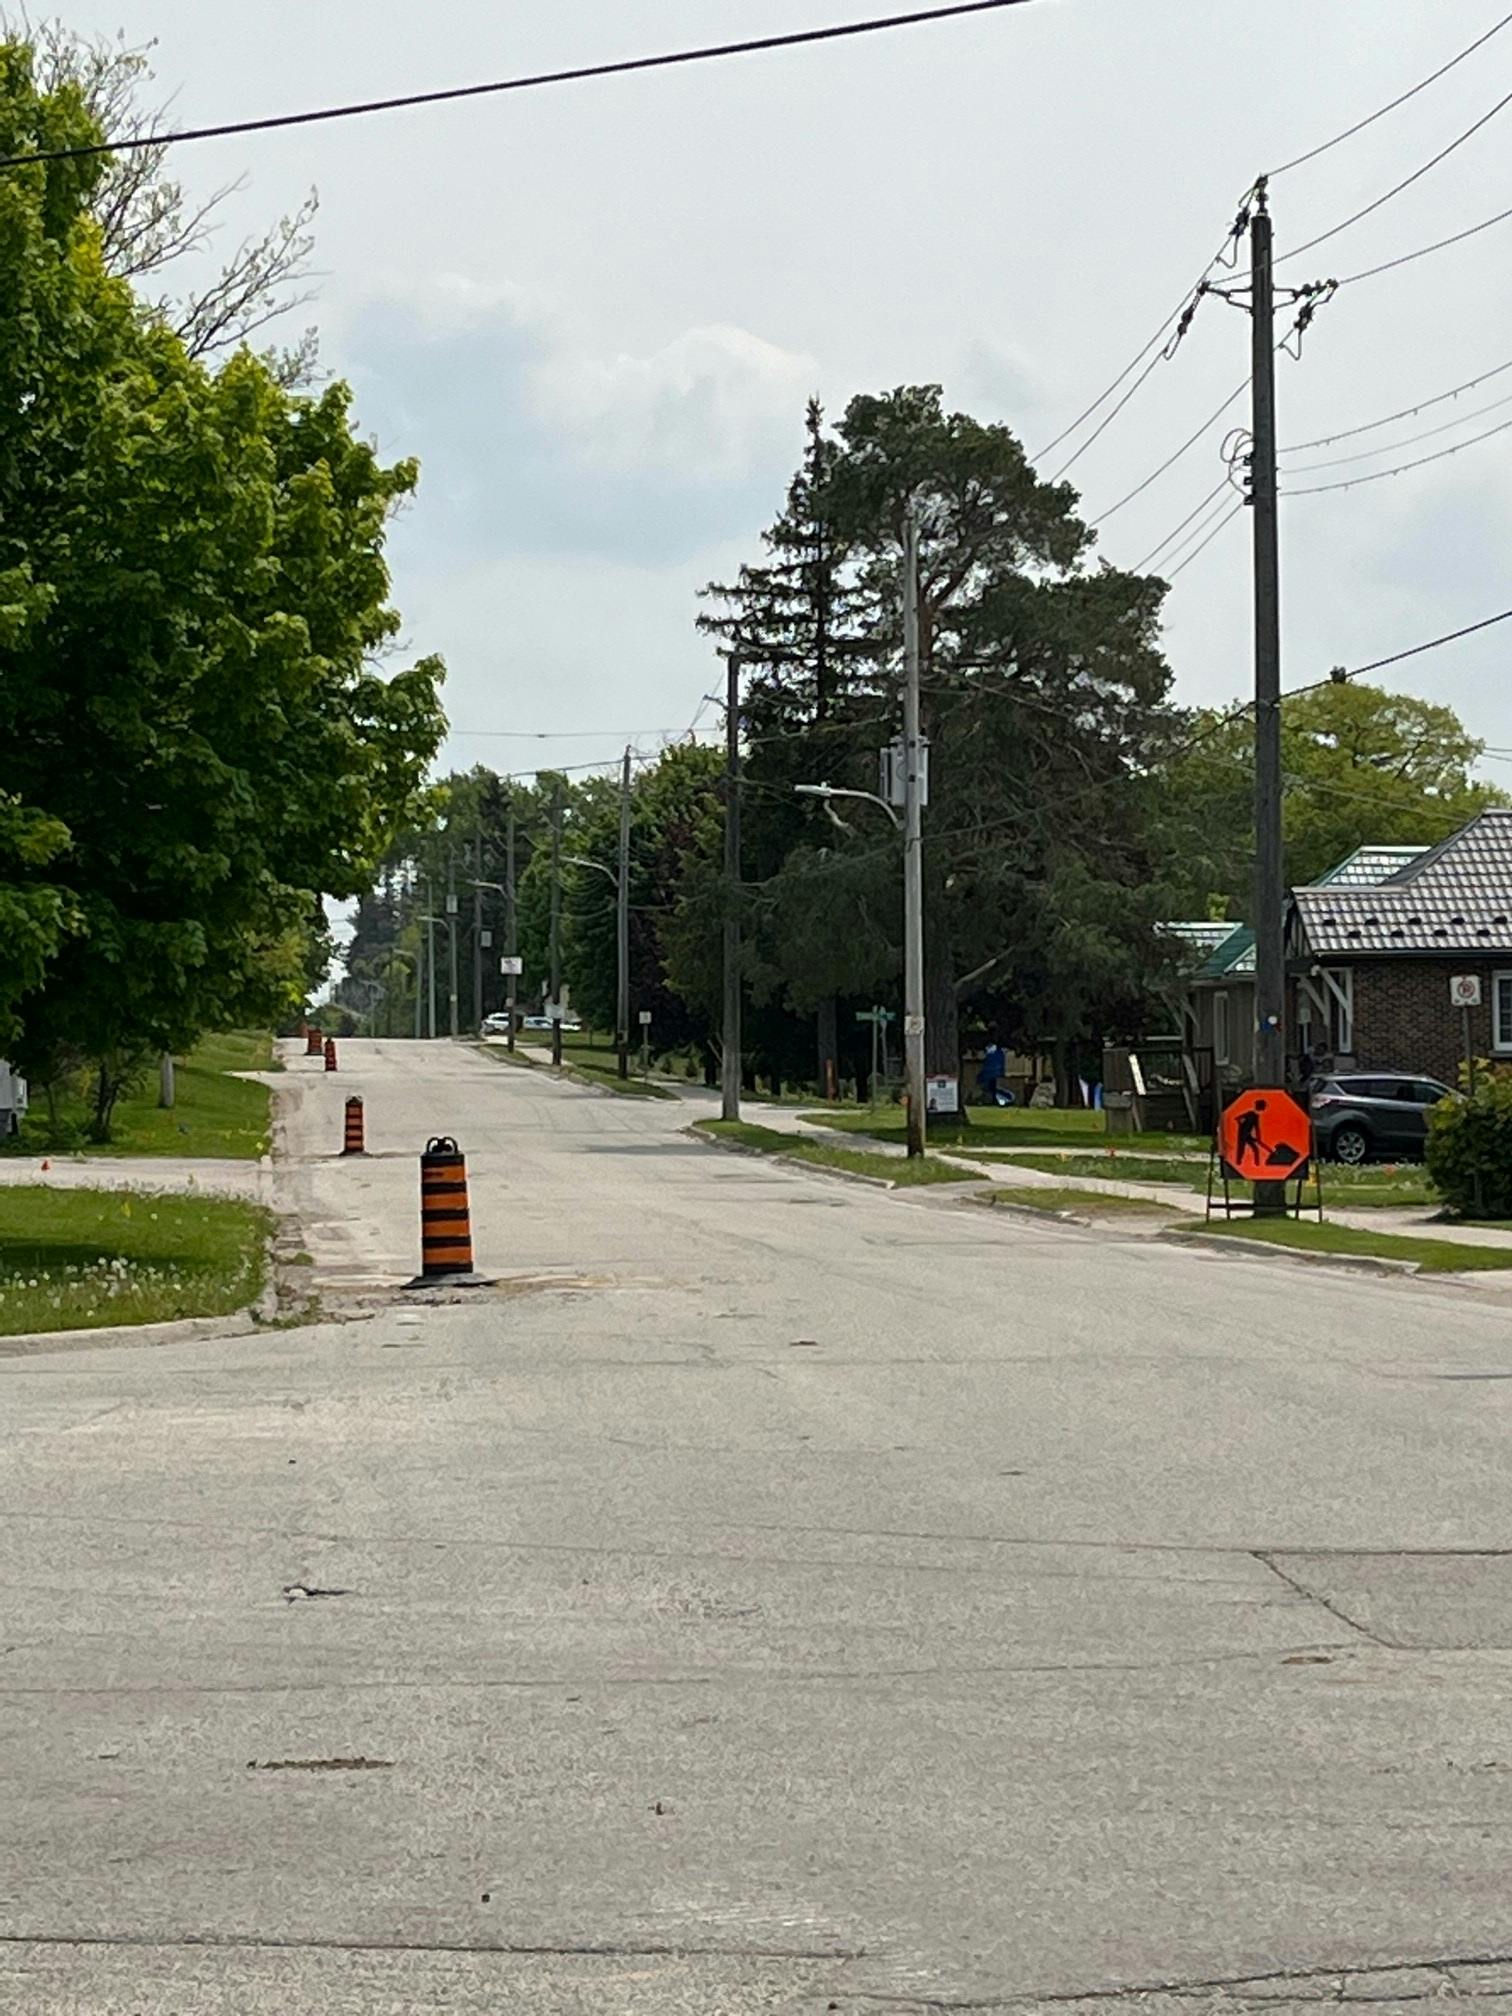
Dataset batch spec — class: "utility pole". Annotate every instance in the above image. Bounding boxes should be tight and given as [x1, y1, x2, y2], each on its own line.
[902, 506, 927, 1160]
[1250, 181, 1286, 1216]
[616, 746, 632, 1080]
[721, 653, 743, 1122]
[472, 825, 484, 1033]
[425, 877, 437, 1040]
[504, 803, 518, 1053]
[549, 782, 564, 1069]
[446, 853, 460, 1039]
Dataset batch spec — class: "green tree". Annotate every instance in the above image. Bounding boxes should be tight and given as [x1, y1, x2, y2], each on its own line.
[0, 42, 443, 1131]
[1162, 681, 1506, 915]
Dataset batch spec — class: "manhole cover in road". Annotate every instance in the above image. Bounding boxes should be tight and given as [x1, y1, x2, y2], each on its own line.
[1266, 1551, 1512, 1650]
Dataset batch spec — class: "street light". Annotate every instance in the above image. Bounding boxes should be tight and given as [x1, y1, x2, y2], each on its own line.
[794, 782, 902, 831]
[564, 854, 631, 1079]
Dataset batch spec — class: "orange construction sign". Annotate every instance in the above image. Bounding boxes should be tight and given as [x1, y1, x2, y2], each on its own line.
[1219, 1087, 1312, 1183]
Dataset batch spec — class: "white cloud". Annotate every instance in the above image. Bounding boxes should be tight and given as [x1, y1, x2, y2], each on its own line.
[530, 323, 817, 481]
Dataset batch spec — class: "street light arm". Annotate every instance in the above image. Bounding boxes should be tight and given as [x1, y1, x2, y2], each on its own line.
[564, 854, 619, 889]
[794, 782, 902, 831]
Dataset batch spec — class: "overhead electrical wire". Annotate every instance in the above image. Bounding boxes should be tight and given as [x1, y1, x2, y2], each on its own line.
[1284, 411, 1512, 493]
[1267, 6, 1512, 178]
[1088, 376, 1249, 524]
[1275, 80, 1512, 269]
[1281, 384, 1512, 473]
[0, 0, 1040, 169]
[1131, 477, 1228, 570]
[1280, 352, 1512, 451]
[1331, 197, 1512, 286]
[1034, 11, 1512, 480]
[1150, 488, 1240, 575]
[1282, 607, 1512, 700]
[1164, 501, 1244, 578]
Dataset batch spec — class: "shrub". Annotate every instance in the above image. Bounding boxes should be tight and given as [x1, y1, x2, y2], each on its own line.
[1425, 1070, 1512, 1219]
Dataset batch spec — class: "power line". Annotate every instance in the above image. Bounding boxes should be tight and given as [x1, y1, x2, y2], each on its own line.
[1276, 81, 1512, 270]
[1268, 6, 1512, 178]
[0, 0, 1040, 170]
[1165, 501, 1244, 578]
[1089, 376, 1249, 525]
[1156, 488, 1244, 574]
[1332, 197, 1512, 286]
[1132, 478, 1228, 570]
[1284, 411, 1512, 493]
[1280, 352, 1512, 451]
[1281, 384, 1512, 473]
[1282, 607, 1512, 701]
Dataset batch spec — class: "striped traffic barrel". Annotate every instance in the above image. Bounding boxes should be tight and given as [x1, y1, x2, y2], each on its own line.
[418, 1137, 474, 1278]
[306, 1027, 323, 1056]
[324, 1037, 337, 1072]
[342, 1096, 365, 1156]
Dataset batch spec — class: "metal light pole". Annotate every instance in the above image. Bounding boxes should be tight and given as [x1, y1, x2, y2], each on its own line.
[617, 745, 632, 1080]
[549, 783, 564, 1070]
[901, 506, 927, 1159]
[721, 653, 742, 1122]
[505, 806, 518, 1052]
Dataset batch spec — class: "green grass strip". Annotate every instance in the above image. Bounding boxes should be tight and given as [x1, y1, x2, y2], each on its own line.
[1185, 1216, 1512, 1274]
[697, 1119, 976, 1186]
[0, 1187, 274, 1336]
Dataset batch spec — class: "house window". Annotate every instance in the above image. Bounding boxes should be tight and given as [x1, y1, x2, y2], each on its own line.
[1322, 967, 1354, 1056]
[1213, 991, 1230, 1066]
[1495, 973, 1512, 1054]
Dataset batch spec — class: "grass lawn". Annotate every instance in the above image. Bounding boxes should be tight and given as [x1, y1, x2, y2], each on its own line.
[6, 1031, 274, 1159]
[0, 1186, 274, 1336]
[972, 1149, 1438, 1210]
[1184, 1216, 1512, 1274]
[990, 1186, 1178, 1218]
[503, 1031, 673, 1099]
[800, 1106, 1206, 1154]
[697, 1119, 979, 1186]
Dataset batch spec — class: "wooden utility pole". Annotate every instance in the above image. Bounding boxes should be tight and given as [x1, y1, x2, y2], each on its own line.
[1249, 182, 1286, 1216]
[472, 826, 484, 1033]
[617, 745, 632, 1081]
[902, 507, 927, 1159]
[721, 654, 742, 1122]
[504, 803, 518, 1053]
[549, 783, 564, 1069]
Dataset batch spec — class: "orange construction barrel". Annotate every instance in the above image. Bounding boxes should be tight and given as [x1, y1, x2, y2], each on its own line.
[409, 1136, 486, 1286]
[342, 1096, 366, 1156]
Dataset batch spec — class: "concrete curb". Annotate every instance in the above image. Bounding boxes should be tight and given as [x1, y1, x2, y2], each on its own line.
[0, 1308, 260, 1359]
[684, 1124, 989, 1194]
[1159, 1226, 1421, 1277]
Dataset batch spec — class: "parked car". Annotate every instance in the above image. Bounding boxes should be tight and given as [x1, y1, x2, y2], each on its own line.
[1307, 1072, 1456, 1165]
[480, 1013, 512, 1036]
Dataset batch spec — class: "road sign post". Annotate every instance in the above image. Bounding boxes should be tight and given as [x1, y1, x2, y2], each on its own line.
[1450, 974, 1482, 1089]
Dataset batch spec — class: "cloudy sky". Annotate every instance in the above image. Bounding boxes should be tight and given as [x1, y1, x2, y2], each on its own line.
[56, 0, 1512, 798]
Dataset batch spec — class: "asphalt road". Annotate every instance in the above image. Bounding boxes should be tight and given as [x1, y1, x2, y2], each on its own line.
[5, 1039, 1512, 2013]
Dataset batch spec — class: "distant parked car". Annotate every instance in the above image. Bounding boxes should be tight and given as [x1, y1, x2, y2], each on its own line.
[522, 1015, 552, 1031]
[480, 1013, 512, 1036]
[1308, 1072, 1456, 1165]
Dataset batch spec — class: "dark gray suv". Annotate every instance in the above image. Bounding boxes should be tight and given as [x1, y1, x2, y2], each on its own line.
[1307, 1073, 1455, 1165]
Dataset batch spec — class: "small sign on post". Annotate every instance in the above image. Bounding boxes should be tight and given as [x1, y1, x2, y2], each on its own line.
[638, 1009, 652, 1026]
[925, 1074, 959, 1116]
[499, 955, 523, 976]
[1451, 974, 1482, 1090]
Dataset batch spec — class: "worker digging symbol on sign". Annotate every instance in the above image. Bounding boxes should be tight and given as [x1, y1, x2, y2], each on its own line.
[1234, 1097, 1268, 1171]
[1219, 1087, 1312, 1183]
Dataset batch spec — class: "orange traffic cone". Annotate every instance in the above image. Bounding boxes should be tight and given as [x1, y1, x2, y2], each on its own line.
[324, 1037, 337, 1073]
[342, 1096, 365, 1156]
[406, 1137, 486, 1287]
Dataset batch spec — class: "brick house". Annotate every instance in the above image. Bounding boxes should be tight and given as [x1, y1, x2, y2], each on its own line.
[1181, 812, 1512, 1091]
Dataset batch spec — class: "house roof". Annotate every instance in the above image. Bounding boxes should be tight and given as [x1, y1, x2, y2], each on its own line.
[1291, 809, 1512, 957]
[1308, 844, 1427, 888]
[1195, 925, 1255, 979]
[1162, 920, 1242, 961]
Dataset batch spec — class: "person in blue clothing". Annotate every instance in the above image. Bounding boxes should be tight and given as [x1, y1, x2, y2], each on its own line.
[976, 1031, 1012, 1107]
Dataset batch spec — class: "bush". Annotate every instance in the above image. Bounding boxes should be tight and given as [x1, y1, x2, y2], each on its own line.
[1425, 1070, 1512, 1219]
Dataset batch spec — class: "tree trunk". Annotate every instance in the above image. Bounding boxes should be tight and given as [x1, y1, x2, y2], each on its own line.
[816, 995, 838, 1099]
[1052, 1036, 1072, 1109]
[702, 1043, 718, 1089]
